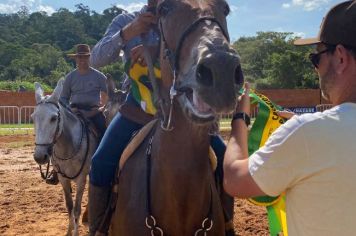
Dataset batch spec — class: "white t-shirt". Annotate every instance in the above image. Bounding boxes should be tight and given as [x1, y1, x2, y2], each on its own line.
[249, 103, 356, 236]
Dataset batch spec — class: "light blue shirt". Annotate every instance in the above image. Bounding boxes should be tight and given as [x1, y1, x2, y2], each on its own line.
[89, 6, 160, 69]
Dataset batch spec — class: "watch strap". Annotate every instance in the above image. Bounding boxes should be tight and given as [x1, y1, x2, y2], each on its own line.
[231, 112, 251, 126]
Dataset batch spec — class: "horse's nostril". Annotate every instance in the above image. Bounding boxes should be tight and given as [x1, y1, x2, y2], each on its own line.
[197, 64, 214, 87]
[234, 65, 244, 86]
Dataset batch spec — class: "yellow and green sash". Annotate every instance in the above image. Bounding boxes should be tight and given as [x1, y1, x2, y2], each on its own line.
[248, 90, 288, 236]
[125, 61, 161, 115]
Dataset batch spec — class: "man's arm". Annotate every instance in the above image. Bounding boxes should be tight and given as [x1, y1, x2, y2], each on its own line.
[223, 83, 266, 198]
[90, 14, 133, 68]
[90, 10, 157, 68]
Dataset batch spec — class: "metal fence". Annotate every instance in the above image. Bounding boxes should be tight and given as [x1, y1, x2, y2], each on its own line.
[0, 106, 20, 124]
[0, 106, 35, 125]
[316, 104, 333, 112]
[0, 104, 334, 128]
[20, 106, 36, 124]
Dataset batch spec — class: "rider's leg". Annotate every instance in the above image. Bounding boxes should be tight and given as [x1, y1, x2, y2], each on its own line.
[210, 135, 235, 236]
[90, 112, 143, 187]
[89, 111, 143, 235]
[89, 112, 107, 142]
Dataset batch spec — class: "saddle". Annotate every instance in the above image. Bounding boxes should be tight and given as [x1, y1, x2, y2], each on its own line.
[71, 104, 101, 118]
[72, 108, 101, 139]
[118, 119, 217, 172]
[118, 102, 154, 126]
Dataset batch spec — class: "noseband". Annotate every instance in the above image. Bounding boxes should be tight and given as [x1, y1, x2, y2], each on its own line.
[34, 101, 61, 148]
[158, 16, 230, 131]
[160, 16, 230, 73]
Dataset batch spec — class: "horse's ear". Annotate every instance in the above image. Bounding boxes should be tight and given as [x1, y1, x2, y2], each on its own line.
[49, 78, 64, 102]
[34, 82, 44, 104]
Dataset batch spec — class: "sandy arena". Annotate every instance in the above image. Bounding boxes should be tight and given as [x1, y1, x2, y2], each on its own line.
[0, 134, 269, 236]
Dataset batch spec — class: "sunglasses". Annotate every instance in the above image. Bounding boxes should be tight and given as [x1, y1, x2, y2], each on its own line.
[309, 46, 335, 68]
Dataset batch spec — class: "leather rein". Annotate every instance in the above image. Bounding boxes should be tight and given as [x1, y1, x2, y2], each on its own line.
[142, 14, 229, 235]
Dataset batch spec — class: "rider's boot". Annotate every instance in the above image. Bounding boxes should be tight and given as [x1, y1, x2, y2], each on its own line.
[88, 183, 111, 236]
[45, 170, 59, 185]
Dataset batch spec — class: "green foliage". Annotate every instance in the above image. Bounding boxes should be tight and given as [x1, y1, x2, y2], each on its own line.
[233, 32, 319, 89]
[0, 80, 52, 92]
[1, 6, 319, 90]
[0, 5, 124, 90]
[100, 61, 126, 85]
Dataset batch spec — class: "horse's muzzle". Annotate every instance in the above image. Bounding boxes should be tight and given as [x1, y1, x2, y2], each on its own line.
[34, 146, 52, 165]
[195, 51, 244, 113]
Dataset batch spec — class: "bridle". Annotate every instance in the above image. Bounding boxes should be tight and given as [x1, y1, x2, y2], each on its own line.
[141, 10, 230, 235]
[157, 15, 230, 131]
[34, 100, 62, 180]
[144, 128, 215, 236]
[160, 16, 230, 73]
[34, 101, 62, 148]
[34, 100, 90, 180]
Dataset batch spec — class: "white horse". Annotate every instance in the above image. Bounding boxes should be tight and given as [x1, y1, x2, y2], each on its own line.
[32, 79, 97, 236]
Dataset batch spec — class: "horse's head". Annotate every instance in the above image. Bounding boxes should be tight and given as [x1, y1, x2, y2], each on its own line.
[103, 75, 127, 126]
[158, 0, 243, 124]
[32, 79, 64, 165]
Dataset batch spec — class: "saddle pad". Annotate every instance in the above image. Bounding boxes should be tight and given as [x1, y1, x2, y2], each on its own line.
[119, 119, 158, 171]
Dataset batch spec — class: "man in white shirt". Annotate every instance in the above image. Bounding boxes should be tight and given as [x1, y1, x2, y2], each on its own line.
[224, 1, 356, 235]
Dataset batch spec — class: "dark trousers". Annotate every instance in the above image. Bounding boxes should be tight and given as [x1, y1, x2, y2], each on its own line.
[89, 112, 107, 141]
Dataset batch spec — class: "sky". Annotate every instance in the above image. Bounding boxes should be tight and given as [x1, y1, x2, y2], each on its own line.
[0, 0, 344, 42]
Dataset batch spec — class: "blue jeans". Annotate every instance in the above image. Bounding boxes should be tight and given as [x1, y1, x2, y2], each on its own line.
[210, 135, 226, 181]
[90, 112, 143, 186]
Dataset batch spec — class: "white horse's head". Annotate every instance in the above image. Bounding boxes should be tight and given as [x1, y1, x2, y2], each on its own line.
[32, 79, 64, 165]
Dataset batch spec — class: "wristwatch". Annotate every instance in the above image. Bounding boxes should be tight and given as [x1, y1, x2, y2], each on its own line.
[231, 112, 251, 126]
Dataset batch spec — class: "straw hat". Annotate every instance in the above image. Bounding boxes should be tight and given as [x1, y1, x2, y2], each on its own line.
[67, 44, 91, 57]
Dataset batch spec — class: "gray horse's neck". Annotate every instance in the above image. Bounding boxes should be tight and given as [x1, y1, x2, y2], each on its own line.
[54, 105, 83, 157]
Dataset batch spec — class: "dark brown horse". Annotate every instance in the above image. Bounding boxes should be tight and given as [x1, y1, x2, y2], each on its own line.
[110, 0, 243, 235]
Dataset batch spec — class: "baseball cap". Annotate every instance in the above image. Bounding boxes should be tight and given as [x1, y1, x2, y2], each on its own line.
[294, 0, 356, 47]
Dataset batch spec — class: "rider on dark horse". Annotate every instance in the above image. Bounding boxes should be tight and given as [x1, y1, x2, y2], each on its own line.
[46, 44, 108, 185]
[88, 1, 234, 235]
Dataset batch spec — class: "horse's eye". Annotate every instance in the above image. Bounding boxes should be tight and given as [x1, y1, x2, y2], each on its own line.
[50, 116, 57, 122]
[223, 3, 230, 16]
[158, 3, 171, 16]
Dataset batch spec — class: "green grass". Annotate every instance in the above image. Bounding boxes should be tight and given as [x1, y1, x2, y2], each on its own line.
[0, 124, 34, 136]
[0, 124, 33, 128]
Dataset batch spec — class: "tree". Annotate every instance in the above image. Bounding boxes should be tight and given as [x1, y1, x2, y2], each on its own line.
[233, 32, 318, 89]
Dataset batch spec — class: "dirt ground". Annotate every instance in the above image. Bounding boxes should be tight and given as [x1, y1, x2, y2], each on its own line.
[0, 135, 269, 236]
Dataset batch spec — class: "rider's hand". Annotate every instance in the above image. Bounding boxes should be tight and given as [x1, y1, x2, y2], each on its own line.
[121, 12, 157, 42]
[70, 107, 78, 113]
[130, 45, 146, 67]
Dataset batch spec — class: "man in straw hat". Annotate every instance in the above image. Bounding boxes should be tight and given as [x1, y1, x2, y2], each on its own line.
[224, 1, 356, 235]
[41, 44, 108, 185]
[62, 44, 107, 137]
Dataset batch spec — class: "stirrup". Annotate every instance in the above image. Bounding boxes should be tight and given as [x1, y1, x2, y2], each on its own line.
[46, 171, 59, 185]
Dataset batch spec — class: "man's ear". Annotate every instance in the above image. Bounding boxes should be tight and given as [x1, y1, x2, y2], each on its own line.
[335, 45, 350, 74]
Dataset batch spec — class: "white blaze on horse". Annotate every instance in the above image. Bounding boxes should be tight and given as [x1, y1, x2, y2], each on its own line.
[32, 79, 97, 236]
